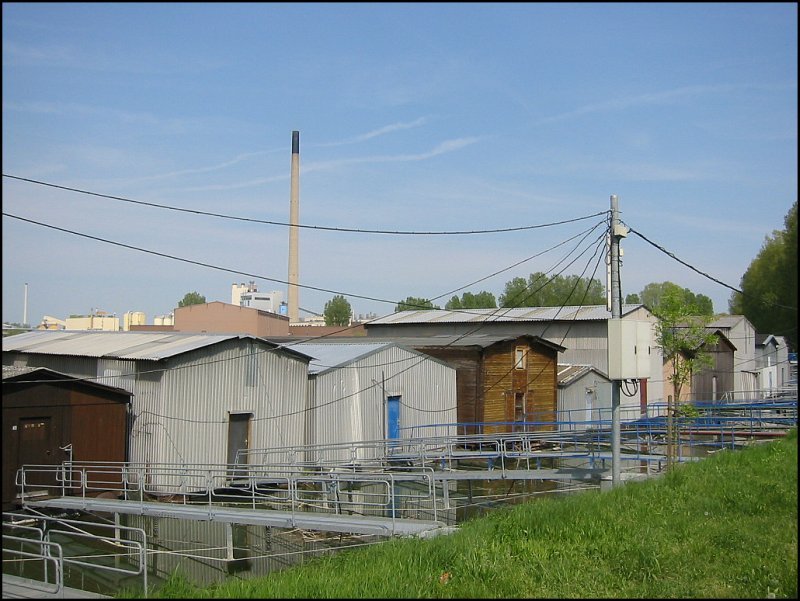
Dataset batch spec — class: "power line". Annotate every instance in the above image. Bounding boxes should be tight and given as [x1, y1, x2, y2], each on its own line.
[2, 213, 605, 404]
[3, 224, 610, 421]
[3, 212, 390, 306]
[2, 173, 609, 235]
[626, 224, 797, 312]
[429, 219, 608, 304]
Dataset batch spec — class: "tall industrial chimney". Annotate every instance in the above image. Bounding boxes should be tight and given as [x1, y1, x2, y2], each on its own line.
[287, 131, 300, 323]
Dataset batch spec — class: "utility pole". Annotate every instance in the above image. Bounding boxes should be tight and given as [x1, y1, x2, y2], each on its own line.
[609, 194, 622, 487]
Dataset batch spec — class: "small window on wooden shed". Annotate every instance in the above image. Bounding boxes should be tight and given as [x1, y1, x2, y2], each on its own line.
[514, 347, 527, 370]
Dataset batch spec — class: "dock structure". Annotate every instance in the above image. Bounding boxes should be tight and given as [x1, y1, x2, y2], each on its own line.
[3, 401, 795, 599]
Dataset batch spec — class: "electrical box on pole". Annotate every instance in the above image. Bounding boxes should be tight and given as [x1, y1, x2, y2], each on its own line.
[607, 319, 652, 380]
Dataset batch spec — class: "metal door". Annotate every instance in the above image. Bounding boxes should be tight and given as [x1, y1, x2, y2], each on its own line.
[17, 417, 57, 491]
[387, 396, 401, 440]
[227, 413, 252, 477]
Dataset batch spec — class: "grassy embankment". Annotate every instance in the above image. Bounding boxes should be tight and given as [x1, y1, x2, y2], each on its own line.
[131, 429, 798, 598]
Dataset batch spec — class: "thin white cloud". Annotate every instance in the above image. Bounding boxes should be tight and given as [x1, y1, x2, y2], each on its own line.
[123, 151, 282, 184]
[173, 174, 290, 193]
[163, 137, 481, 193]
[304, 137, 480, 173]
[313, 118, 429, 147]
[3, 100, 197, 130]
[534, 84, 743, 126]
[3, 40, 224, 74]
[2, 40, 78, 67]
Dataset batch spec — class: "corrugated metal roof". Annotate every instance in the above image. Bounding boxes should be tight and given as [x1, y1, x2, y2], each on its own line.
[2, 330, 312, 362]
[288, 342, 395, 375]
[367, 304, 644, 326]
[2, 365, 133, 396]
[708, 315, 748, 330]
[270, 333, 566, 352]
[557, 363, 608, 386]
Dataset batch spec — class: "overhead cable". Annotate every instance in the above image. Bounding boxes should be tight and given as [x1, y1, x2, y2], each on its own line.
[2, 174, 609, 235]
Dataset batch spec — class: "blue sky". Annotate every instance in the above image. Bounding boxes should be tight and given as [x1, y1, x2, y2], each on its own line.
[2, 3, 797, 326]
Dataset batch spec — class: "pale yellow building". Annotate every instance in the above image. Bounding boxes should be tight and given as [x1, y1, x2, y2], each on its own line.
[65, 314, 120, 331]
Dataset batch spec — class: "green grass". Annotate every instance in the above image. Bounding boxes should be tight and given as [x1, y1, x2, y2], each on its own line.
[128, 429, 798, 599]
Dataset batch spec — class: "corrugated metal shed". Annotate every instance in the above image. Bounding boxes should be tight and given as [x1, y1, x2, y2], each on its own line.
[3, 331, 314, 486]
[286, 341, 457, 460]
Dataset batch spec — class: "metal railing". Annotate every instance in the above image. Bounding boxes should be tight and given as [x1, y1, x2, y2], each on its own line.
[2, 529, 64, 596]
[15, 463, 443, 528]
[3, 511, 148, 597]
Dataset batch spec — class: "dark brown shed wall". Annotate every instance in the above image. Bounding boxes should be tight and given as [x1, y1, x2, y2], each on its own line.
[2, 379, 129, 509]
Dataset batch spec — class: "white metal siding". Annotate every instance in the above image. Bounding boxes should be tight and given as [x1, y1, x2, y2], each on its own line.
[308, 346, 457, 462]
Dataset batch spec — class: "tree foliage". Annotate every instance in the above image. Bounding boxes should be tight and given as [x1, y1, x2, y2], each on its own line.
[395, 297, 439, 312]
[652, 287, 719, 469]
[445, 291, 497, 310]
[323, 295, 352, 326]
[639, 282, 714, 316]
[498, 272, 606, 308]
[729, 201, 797, 350]
[178, 291, 206, 308]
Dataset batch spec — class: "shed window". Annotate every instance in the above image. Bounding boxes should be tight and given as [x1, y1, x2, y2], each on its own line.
[514, 347, 527, 370]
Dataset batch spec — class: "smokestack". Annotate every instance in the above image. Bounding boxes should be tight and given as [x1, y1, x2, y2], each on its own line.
[23, 283, 28, 326]
[287, 131, 300, 323]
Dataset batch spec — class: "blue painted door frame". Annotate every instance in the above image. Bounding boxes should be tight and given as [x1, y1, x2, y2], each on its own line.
[387, 395, 401, 440]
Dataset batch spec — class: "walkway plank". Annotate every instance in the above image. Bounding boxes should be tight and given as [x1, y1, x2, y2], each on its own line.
[24, 497, 446, 538]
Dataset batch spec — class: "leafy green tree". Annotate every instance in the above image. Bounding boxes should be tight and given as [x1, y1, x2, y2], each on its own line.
[178, 291, 206, 307]
[323, 295, 352, 326]
[729, 201, 797, 350]
[445, 291, 497, 310]
[625, 293, 641, 304]
[639, 282, 713, 316]
[395, 297, 439, 312]
[499, 272, 606, 308]
[653, 287, 718, 470]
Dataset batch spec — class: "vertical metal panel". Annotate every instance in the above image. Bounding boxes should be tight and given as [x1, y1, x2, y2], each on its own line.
[309, 346, 457, 460]
[130, 339, 308, 469]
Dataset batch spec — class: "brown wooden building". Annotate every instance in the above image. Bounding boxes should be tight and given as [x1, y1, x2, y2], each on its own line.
[2, 366, 131, 509]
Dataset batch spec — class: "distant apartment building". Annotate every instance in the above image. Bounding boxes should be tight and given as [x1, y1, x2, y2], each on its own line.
[232, 281, 286, 315]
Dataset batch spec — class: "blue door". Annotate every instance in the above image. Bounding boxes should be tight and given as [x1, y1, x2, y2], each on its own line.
[387, 395, 401, 440]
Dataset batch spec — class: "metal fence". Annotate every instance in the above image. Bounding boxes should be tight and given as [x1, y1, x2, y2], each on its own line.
[2, 511, 148, 597]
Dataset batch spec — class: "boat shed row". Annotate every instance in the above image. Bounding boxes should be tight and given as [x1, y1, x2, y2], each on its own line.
[2, 331, 458, 506]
